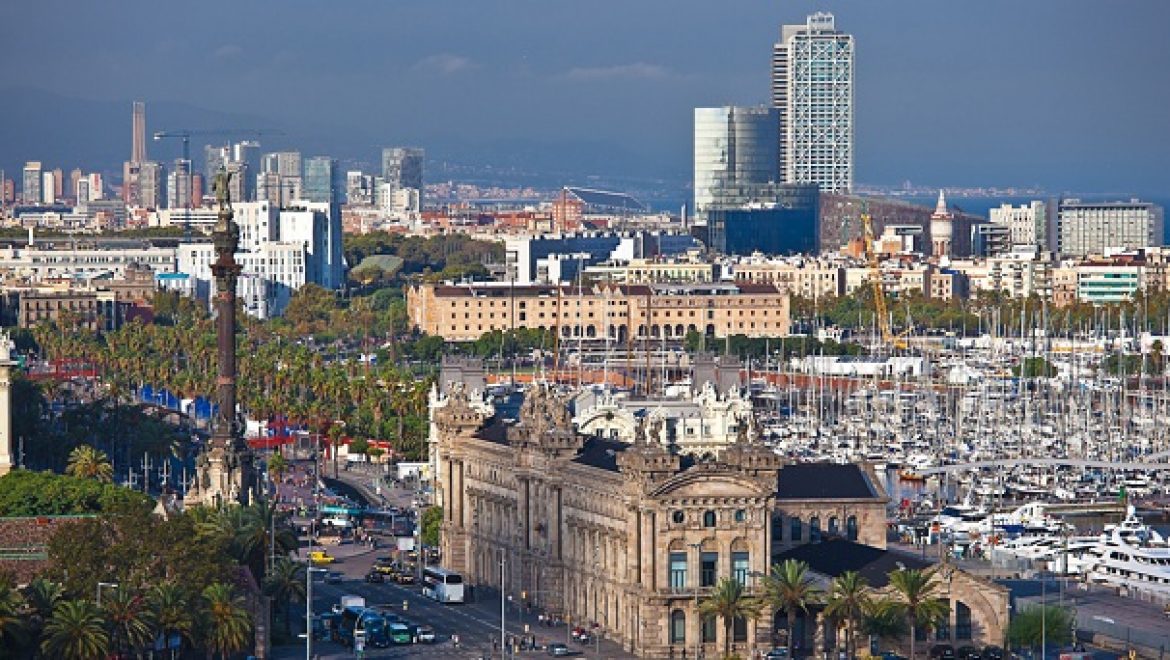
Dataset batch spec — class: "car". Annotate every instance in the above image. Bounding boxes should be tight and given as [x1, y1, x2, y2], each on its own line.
[880, 653, 908, 660]
[364, 571, 385, 583]
[308, 550, 335, 565]
[547, 643, 571, 657]
[324, 571, 344, 584]
[765, 649, 790, 660]
[957, 645, 982, 660]
[395, 573, 416, 585]
[982, 646, 1005, 660]
[414, 624, 436, 643]
[930, 644, 956, 660]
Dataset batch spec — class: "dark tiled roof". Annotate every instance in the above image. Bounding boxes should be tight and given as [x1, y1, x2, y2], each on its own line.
[571, 437, 630, 472]
[473, 418, 510, 445]
[776, 463, 877, 500]
[775, 538, 930, 588]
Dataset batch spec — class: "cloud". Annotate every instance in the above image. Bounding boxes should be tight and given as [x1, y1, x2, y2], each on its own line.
[212, 44, 243, 61]
[413, 53, 475, 75]
[561, 62, 673, 82]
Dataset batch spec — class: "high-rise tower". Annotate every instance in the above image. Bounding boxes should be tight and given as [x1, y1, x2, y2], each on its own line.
[772, 12, 854, 193]
[131, 101, 147, 164]
[930, 190, 954, 258]
[185, 168, 256, 508]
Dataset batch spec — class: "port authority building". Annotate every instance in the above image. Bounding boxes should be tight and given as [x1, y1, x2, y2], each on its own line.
[432, 384, 1008, 658]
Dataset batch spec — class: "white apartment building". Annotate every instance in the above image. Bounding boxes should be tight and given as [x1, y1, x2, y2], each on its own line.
[0, 245, 177, 280]
[989, 201, 1046, 247]
[1055, 199, 1163, 257]
[175, 201, 343, 318]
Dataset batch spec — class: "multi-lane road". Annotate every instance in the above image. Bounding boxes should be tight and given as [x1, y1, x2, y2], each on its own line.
[273, 462, 636, 659]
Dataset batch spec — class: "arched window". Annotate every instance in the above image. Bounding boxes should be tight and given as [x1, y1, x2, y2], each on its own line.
[733, 615, 748, 643]
[670, 610, 686, 644]
[809, 516, 822, 543]
[828, 516, 840, 536]
[846, 515, 859, 541]
[703, 510, 717, 528]
[935, 599, 951, 640]
[955, 601, 972, 640]
[790, 516, 802, 542]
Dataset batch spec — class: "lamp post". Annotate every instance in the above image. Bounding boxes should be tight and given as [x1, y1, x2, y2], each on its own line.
[305, 452, 319, 660]
[96, 581, 118, 607]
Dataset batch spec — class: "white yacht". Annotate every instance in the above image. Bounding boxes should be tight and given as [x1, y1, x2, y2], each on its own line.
[1071, 508, 1170, 602]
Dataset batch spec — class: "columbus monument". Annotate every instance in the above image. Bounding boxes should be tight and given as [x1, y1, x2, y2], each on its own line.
[185, 168, 256, 507]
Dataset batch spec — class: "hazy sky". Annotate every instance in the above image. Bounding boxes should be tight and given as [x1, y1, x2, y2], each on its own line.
[2, 0, 1169, 194]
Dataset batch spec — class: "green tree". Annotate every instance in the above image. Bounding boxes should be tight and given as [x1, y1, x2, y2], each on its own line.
[825, 571, 871, 660]
[861, 599, 909, 647]
[40, 599, 109, 660]
[760, 560, 822, 658]
[884, 569, 950, 660]
[149, 583, 194, 653]
[267, 452, 289, 483]
[0, 470, 152, 516]
[65, 445, 114, 482]
[0, 580, 27, 651]
[200, 582, 253, 659]
[420, 506, 443, 548]
[102, 587, 155, 657]
[1007, 605, 1073, 652]
[264, 558, 306, 636]
[699, 577, 761, 659]
[22, 576, 64, 643]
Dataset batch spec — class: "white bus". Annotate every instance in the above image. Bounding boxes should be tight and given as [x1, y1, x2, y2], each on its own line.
[421, 567, 465, 604]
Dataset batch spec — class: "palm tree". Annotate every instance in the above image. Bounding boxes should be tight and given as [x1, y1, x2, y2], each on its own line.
[65, 444, 114, 482]
[699, 577, 761, 659]
[760, 559, 822, 658]
[264, 558, 306, 636]
[201, 582, 253, 659]
[149, 583, 194, 654]
[0, 581, 26, 651]
[41, 599, 109, 660]
[825, 571, 871, 660]
[103, 587, 154, 657]
[884, 568, 950, 660]
[22, 576, 63, 641]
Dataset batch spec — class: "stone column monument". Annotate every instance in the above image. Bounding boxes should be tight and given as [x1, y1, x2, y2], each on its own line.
[184, 168, 256, 507]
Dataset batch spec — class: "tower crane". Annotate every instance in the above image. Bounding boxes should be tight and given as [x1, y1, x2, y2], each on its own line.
[151, 128, 283, 164]
[860, 204, 907, 351]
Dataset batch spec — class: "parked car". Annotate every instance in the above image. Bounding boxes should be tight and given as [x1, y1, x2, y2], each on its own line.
[957, 645, 982, 660]
[395, 572, 416, 585]
[325, 571, 343, 584]
[414, 625, 436, 643]
[364, 570, 384, 583]
[982, 646, 1005, 660]
[308, 550, 335, 565]
[765, 649, 790, 659]
[930, 644, 956, 660]
[880, 653, 908, 660]
[547, 643, 571, 657]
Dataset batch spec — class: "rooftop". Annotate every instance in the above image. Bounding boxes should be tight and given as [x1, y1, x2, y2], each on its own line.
[775, 463, 878, 500]
[775, 538, 930, 588]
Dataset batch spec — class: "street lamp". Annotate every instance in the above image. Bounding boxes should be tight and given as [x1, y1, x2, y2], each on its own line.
[96, 581, 118, 606]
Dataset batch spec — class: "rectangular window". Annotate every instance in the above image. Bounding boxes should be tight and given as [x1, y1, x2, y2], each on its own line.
[700, 552, 718, 587]
[732, 552, 749, 586]
[702, 616, 717, 643]
[669, 553, 687, 592]
[733, 616, 748, 643]
[791, 517, 803, 542]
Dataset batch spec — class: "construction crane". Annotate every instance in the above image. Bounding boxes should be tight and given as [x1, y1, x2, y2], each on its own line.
[860, 205, 908, 351]
[151, 128, 282, 164]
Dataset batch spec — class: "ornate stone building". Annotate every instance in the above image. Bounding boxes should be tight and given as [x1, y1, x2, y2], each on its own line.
[435, 385, 1007, 658]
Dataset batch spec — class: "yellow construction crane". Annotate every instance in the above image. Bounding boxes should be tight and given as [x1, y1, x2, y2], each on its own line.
[860, 208, 908, 351]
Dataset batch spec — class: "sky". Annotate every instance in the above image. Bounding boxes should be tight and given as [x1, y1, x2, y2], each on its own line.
[1, 0, 1169, 196]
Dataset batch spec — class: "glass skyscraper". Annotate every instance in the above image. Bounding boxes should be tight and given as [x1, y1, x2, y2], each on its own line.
[693, 106, 780, 217]
[381, 147, 424, 191]
[302, 156, 341, 204]
[772, 12, 854, 193]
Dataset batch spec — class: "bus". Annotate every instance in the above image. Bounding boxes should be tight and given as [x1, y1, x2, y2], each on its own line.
[338, 607, 390, 648]
[421, 567, 465, 604]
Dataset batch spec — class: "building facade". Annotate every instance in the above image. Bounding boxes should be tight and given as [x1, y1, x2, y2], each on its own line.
[989, 201, 1046, 248]
[693, 106, 780, 218]
[1055, 199, 1163, 257]
[407, 281, 791, 342]
[303, 156, 341, 205]
[773, 12, 854, 193]
[433, 385, 1007, 658]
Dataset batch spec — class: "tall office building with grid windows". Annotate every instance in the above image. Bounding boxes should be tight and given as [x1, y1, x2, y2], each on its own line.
[772, 12, 854, 193]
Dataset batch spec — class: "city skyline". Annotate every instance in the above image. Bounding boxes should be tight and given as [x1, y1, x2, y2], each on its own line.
[1, 1, 1168, 196]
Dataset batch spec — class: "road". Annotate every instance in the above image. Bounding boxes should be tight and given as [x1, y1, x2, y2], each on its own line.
[273, 463, 637, 659]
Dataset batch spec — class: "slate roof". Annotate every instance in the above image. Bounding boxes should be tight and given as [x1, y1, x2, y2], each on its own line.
[775, 538, 930, 588]
[775, 463, 878, 500]
[571, 437, 630, 472]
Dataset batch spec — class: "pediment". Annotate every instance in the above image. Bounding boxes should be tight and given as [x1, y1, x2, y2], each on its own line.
[650, 471, 769, 500]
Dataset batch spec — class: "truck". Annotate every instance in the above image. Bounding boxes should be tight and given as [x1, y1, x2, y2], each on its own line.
[332, 595, 365, 614]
